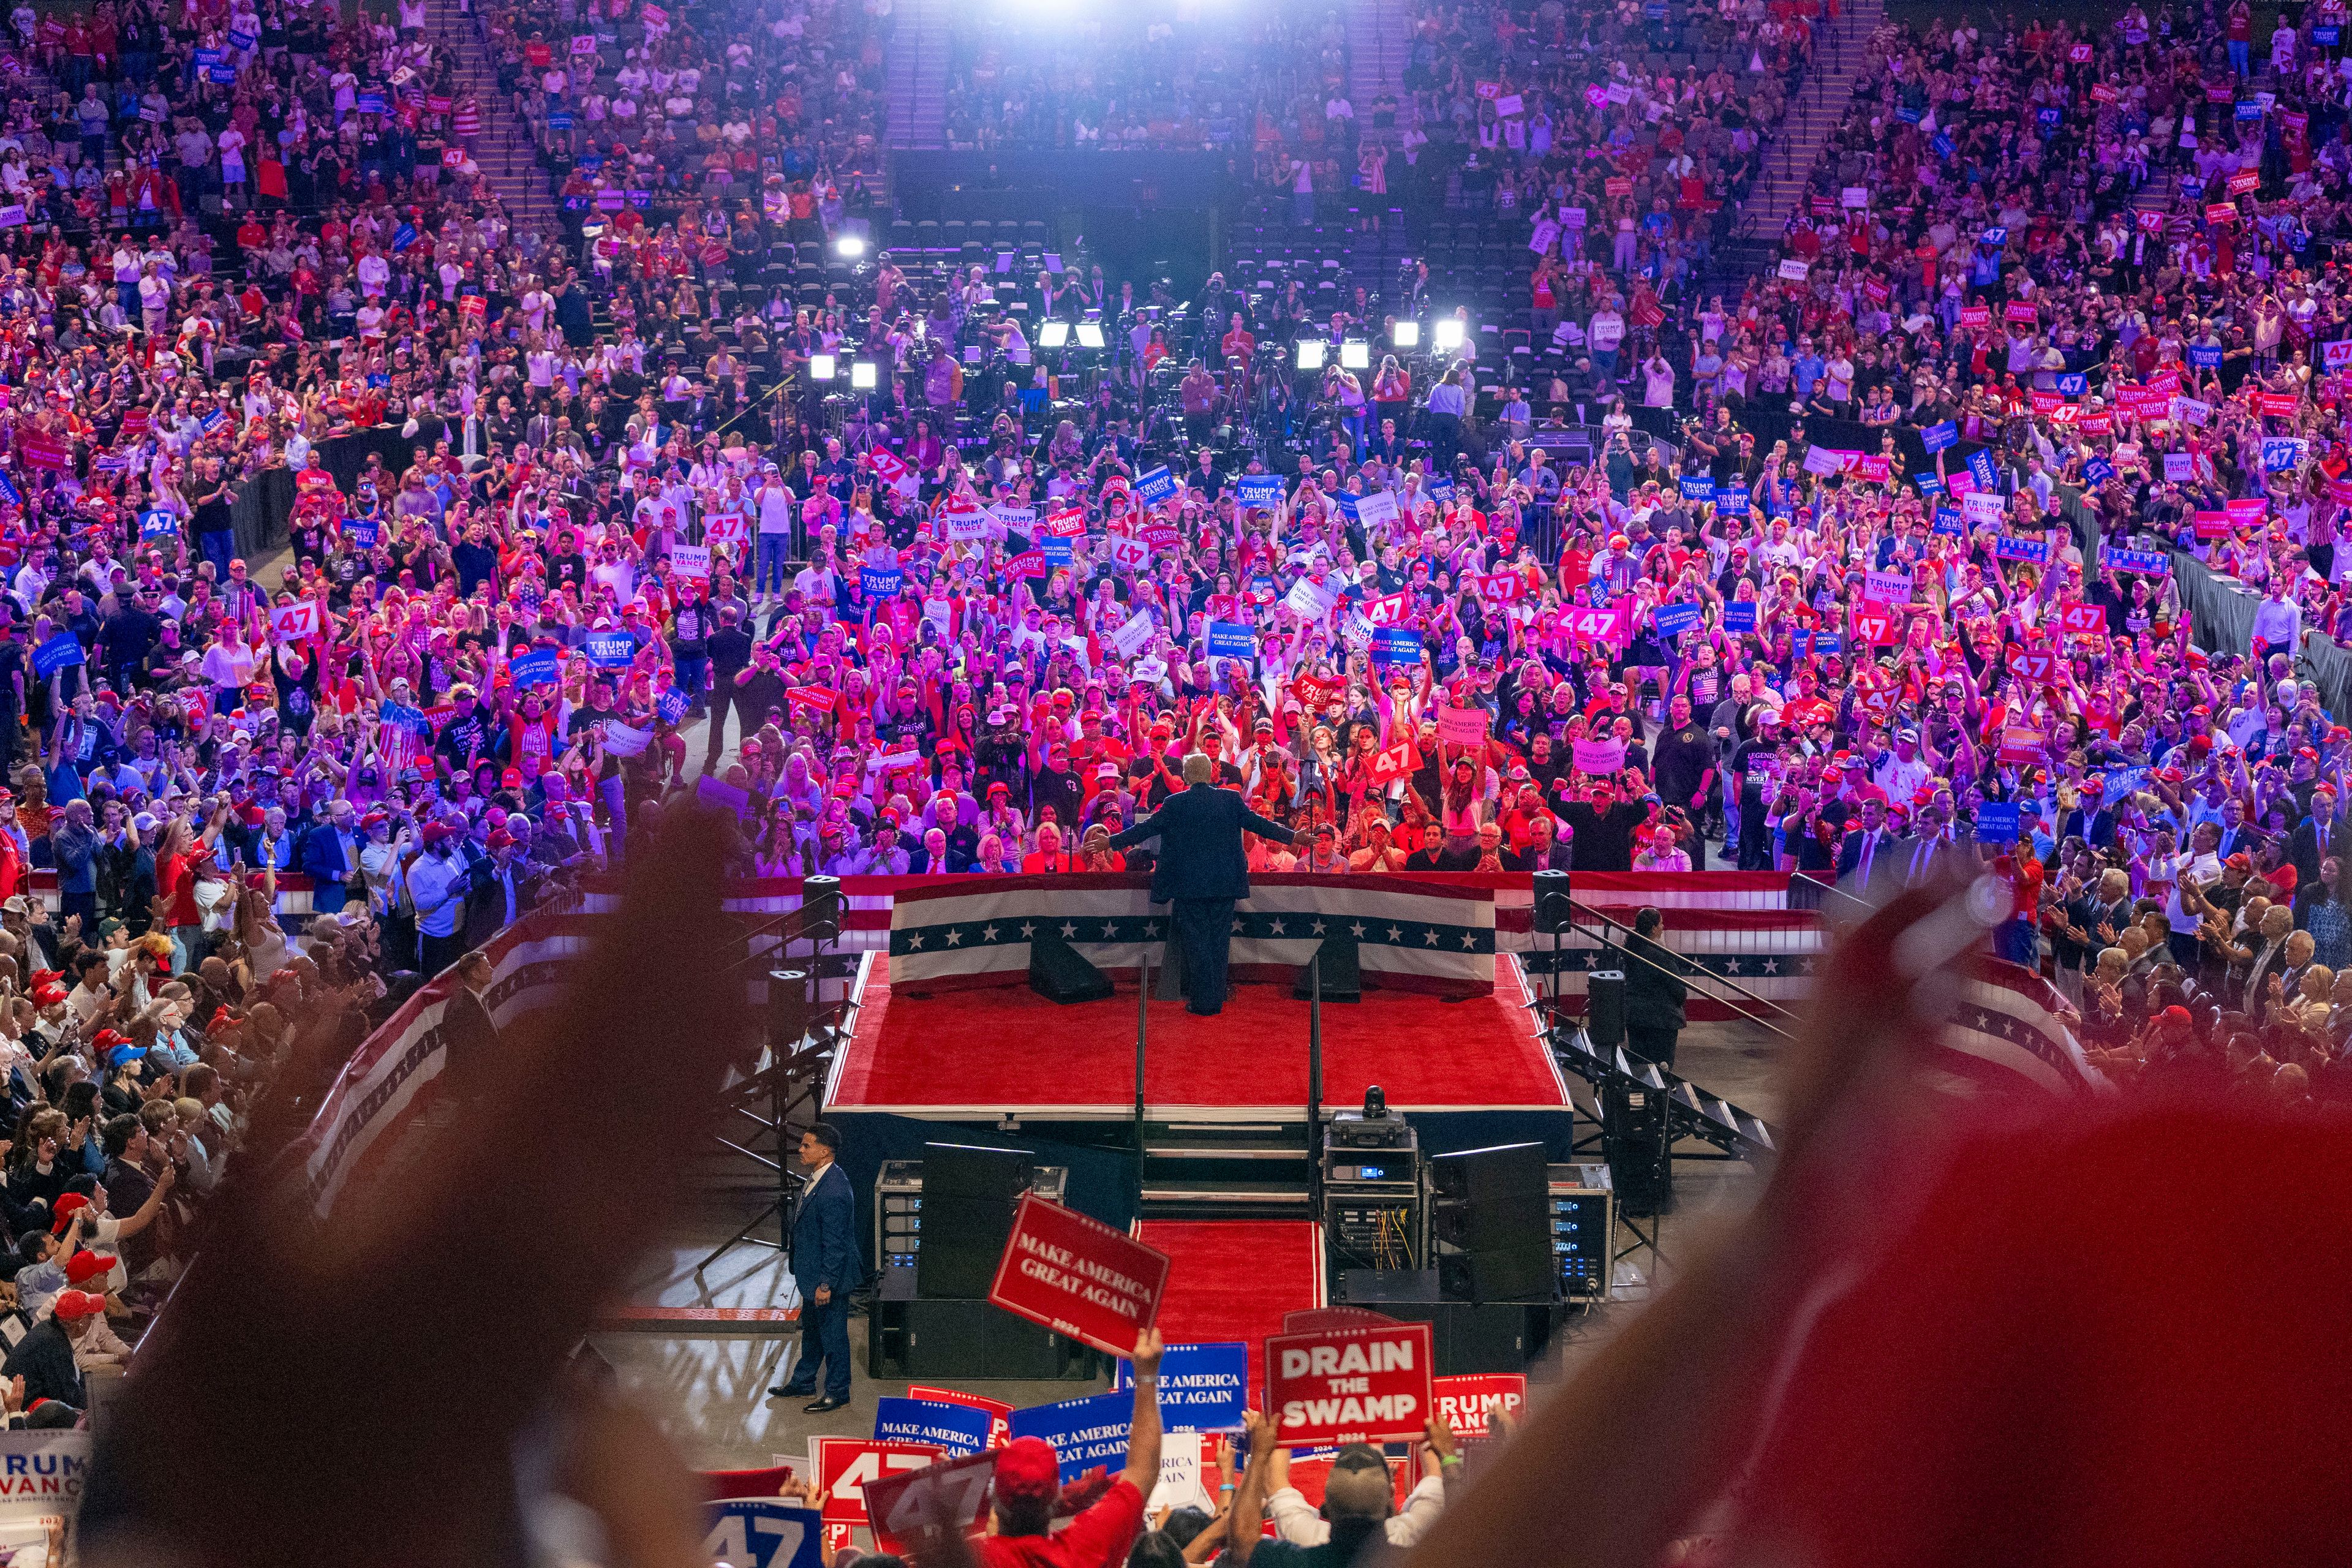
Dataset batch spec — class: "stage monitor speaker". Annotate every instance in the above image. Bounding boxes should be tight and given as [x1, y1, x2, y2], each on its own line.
[767, 969, 810, 1050]
[1430, 1142, 1550, 1207]
[1292, 937, 1362, 1001]
[1532, 870, 1573, 935]
[1586, 970, 1627, 1050]
[1602, 1081, 1673, 1218]
[920, 1142, 1035, 1205]
[891, 1294, 1079, 1379]
[1030, 930, 1114, 1005]
[914, 1195, 1019, 1298]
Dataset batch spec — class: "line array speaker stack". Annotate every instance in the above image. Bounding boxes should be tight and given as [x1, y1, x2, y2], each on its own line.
[1602, 1082, 1673, 1218]
[1429, 1142, 1556, 1302]
[914, 1141, 1035, 1298]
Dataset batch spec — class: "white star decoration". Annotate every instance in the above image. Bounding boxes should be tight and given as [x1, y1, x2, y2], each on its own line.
[1349, 921, 1366, 938]
[1104, 921, 1120, 939]
[1060, 922, 1078, 938]
[1311, 919, 1327, 936]
[1460, 932, 1477, 948]
[1020, 922, 1036, 939]
[1232, 917, 1248, 935]
[908, 932, 926, 949]
[1144, 921, 1161, 938]
[944, 929, 963, 946]
[981, 924, 999, 942]
[1387, 925, 1403, 942]
[1423, 929, 1440, 946]
[1269, 918, 1286, 935]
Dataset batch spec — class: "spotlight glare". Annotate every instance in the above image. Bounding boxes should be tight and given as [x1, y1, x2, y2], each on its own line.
[1341, 340, 1369, 369]
[1433, 318, 1465, 352]
[851, 361, 878, 389]
[809, 353, 835, 381]
[1392, 320, 1420, 347]
[1075, 322, 1105, 349]
[1296, 340, 1327, 371]
[835, 234, 866, 259]
[1039, 320, 1070, 348]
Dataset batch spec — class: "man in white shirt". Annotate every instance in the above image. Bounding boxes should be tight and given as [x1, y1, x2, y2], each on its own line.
[355, 247, 390, 300]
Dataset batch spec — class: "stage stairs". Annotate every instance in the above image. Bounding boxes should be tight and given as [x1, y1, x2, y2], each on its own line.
[1546, 1023, 1779, 1164]
[1139, 1119, 1314, 1221]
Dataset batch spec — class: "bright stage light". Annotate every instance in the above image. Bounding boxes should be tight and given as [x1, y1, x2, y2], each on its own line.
[1039, 321, 1070, 348]
[809, 353, 836, 381]
[851, 361, 878, 389]
[1297, 340, 1327, 371]
[1433, 318, 1464, 352]
[1392, 320, 1420, 347]
[835, 234, 866, 259]
[1341, 340, 1369, 369]
[1075, 322, 1105, 349]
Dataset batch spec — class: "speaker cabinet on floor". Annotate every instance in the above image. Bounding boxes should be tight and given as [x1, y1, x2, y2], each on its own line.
[1029, 931, 1114, 1004]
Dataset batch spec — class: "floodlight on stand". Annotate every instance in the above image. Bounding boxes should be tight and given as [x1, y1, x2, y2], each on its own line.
[1075, 322, 1105, 349]
[1296, 340, 1328, 371]
[835, 233, 866, 259]
[1433, 318, 1465, 352]
[850, 361, 878, 390]
[1341, 339, 1370, 369]
[1392, 320, 1420, 347]
[1038, 320, 1070, 349]
[809, 353, 836, 382]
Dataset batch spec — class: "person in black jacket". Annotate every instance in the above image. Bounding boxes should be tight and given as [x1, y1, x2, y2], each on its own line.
[2, 1288, 99, 1409]
[1621, 906, 1689, 1069]
[1093, 753, 1308, 1016]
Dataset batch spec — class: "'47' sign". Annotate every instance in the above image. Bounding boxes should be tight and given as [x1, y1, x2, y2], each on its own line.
[810, 1438, 938, 1530]
[700, 1501, 824, 1568]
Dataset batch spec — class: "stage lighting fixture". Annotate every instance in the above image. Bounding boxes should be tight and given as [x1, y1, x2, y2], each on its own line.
[809, 353, 836, 381]
[1297, 340, 1327, 371]
[851, 361, 878, 389]
[1039, 321, 1070, 348]
[835, 233, 867, 259]
[1392, 320, 1421, 347]
[1075, 322, 1105, 349]
[1433, 318, 1465, 352]
[1341, 340, 1370, 369]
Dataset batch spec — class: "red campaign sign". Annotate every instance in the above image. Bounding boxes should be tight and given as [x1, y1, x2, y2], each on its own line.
[1265, 1322, 1435, 1447]
[988, 1192, 1171, 1357]
[1959, 305, 1991, 328]
[1479, 572, 1526, 602]
[2260, 391, 2302, 417]
[1431, 1373, 1527, 1442]
[1007, 549, 1047, 576]
[1207, 594, 1240, 620]
[1564, 605, 1621, 645]
[1997, 725, 2045, 764]
[1291, 674, 1342, 712]
[1854, 611, 1894, 647]
[905, 1385, 1012, 1450]
[862, 1450, 998, 1558]
[1628, 297, 1665, 330]
[18, 434, 69, 471]
[2004, 302, 2038, 324]
[812, 1438, 940, 1529]
[788, 685, 839, 714]
[1141, 524, 1179, 550]
[2207, 202, 2240, 225]
[1363, 592, 1412, 626]
[269, 600, 323, 644]
[2193, 510, 2230, 538]
[2230, 168, 2262, 195]
[1604, 177, 1632, 198]
[2059, 602, 2108, 637]
[2006, 648, 2058, 683]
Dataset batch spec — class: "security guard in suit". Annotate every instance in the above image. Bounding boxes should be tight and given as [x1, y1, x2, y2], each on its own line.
[769, 1121, 862, 1411]
[1092, 753, 1308, 1016]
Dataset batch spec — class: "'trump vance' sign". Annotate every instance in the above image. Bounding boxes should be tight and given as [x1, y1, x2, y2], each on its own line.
[1264, 1322, 1434, 1446]
[989, 1193, 1170, 1355]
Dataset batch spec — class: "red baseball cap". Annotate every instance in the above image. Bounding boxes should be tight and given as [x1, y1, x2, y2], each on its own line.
[993, 1436, 1061, 1504]
[50, 1290, 104, 1322]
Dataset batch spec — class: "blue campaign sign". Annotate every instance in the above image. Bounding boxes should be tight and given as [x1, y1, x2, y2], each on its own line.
[658, 688, 691, 725]
[2188, 343, 2223, 368]
[1921, 421, 1958, 454]
[391, 222, 418, 252]
[139, 509, 178, 540]
[874, 1396, 993, 1458]
[1206, 621, 1256, 660]
[2105, 546, 2172, 575]
[356, 91, 386, 114]
[1334, 491, 1360, 521]
[1913, 472, 1945, 496]
[0, 470, 20, 506]
[1896, 104, 1923, 123]
[1933, 507, 1965, 535]
[1931, 130, 1954, 159]
[2103, 764, 2150, 799]
[1428, 477, 1455, 502]
[1371, 627, 1422, 665]
[861, 566, 903, 598]
[583, 631, 637, 668]
[1135, 466, 1177, 503]
[2083, 457, 2116, 486]
[1039, 535, 1072, 566]
[2237, 99, 2266, 121]
[1722, 600, 1757, 633]
[347, 518, 379, 550]
[1994, 536, 2051, 564]
[510, 649, 560, 688]
[1716, 483, 1750, 515]
[2037, 107, 2061, 129]
[1008, 1391, 1132, 1483]
[1981, 226, 2008, 247]
[700, 1502, 824, 1568]
[1975, 801, 2022, 842]
[31, 632, 82, 678]
[2317, 23, 2341, 42]
[2057, 373, 2087, 398]
[1653, 602, 1703, 640]
[1112, 1342, 1249, 1431]
[227, 26, 257, 48]
[1677, 474, 1714, 502]
[208, 66, 238, 83]
[2264, 438, 2307, 472]
[1812, 631, 1844, 656]
[1966, 450, 1999, 492]
[1237, 474, 1284, 508]
[192, 47, 222, 67]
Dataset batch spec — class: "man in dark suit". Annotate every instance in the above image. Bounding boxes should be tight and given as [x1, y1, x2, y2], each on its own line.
[300, 799, 362, 919]
[1091, 753, 1306, 1016]
[1836, 799, 1902, 902]
[770, 1121, 861, 1411]
[2057, 778, 2117, 850]
[440, 949, 499, 1100]
[1621, 906, 1689, 1068]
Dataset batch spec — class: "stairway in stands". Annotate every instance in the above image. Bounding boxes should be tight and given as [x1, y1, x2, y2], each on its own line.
[436, 0, 553, 224]
[1346, 0, 1412, 138]
[1733, 0, 1885, 245]
[884, 0, 952, 151]
[1139, 1119, 1313, 1220]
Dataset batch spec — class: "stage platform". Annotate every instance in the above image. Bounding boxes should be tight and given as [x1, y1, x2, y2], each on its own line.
[1137, 1220, 1326, 1387]
[827, 954, 1572, 1122]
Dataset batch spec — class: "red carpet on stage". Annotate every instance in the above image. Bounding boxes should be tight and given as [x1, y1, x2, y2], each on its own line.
[1137, 1220, 1325, 1391]
[830, 957, 1566, 1117]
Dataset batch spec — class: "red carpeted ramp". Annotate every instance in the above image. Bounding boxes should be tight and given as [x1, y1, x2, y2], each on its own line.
[829, 956, 1568, 1120]
[1137, 1219, 1325, 1392]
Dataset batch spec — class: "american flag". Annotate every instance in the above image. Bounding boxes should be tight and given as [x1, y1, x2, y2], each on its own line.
[1932, 956, 2106, 1096]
